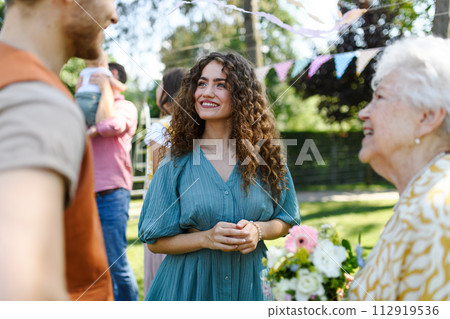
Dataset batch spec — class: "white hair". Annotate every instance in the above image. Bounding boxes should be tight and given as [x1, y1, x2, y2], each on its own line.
[373, 36, 450, 135]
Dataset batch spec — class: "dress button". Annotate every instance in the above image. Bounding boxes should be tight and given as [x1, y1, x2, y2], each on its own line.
[224, 190, 229, 195]
[225, 276, 229, 280]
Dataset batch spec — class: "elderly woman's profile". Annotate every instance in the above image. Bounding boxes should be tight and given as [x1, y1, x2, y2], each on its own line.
[349, 36, 450, 300]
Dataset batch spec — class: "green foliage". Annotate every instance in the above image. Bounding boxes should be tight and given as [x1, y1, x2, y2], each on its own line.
[258, 0, 295, 64]
[341, 239, 352, 255]
[122, 77, 151, 118]
[291, 0, 434, 124]
[113, 0, 198, 47]
[265, 69, 301, 130]
[125, 218, 145, 300]
[161, 19, 246, 69]
[60, 58, 86, 95]
[146, 84, 161, 118]
[0, 0, 5, 31]
[158, 1, 296, 69]
[319, 224, 340, 245]
[295, 248, 310, 265]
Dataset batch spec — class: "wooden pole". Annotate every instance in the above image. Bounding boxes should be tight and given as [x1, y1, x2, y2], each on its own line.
[243, 0, 263, 67]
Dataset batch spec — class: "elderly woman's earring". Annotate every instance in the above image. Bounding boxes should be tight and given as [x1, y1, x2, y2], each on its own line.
[415, 138, 421, 145]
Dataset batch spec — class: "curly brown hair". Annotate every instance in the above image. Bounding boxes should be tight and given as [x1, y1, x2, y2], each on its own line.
[169, 52, 287, 202]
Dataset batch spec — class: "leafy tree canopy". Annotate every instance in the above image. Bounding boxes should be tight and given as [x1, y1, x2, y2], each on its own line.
[0, 1, 5, 30]
[290, 0, 433, 124]
[113, 0, 304, 123]
[109, 0, 306, 67]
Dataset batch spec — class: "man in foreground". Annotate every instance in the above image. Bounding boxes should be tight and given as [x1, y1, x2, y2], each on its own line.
[0, 0, 118, 300]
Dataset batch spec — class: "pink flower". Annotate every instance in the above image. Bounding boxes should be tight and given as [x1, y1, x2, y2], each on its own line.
[262, 283, 272, 298]
[285, 225, 318, 253]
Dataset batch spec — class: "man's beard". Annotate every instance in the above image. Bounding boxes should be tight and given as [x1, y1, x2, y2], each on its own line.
[64, 15, 103, 60]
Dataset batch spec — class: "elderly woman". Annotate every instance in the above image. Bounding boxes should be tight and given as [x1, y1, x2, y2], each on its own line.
[138, 52, 300, 300]
[349, 36, 450, 301]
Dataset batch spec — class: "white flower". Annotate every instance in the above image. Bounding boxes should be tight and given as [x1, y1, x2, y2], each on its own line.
[266, 246, 287, 269]
[295, 269, 325, 301]
[312, 239, 347, 278]
[272, 278, 296, 301]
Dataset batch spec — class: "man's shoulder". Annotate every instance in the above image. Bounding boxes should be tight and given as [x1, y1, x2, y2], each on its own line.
[1, 81, 84, 122]
[0, 43, 72, 98]
[2, 81, 74, 105]
[0, 81, 86, 200]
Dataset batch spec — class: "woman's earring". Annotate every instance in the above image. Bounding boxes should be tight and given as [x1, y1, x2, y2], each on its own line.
[415, 138, 421, 145]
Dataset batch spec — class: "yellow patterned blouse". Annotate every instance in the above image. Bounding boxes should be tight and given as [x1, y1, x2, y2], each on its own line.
[349, 152, 450, 301]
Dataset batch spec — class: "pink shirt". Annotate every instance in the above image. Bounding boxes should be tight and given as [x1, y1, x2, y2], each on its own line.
[91, 94, 138, 192]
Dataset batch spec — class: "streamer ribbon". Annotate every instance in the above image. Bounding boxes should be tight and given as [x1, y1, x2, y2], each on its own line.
[169, 1, 366, 38]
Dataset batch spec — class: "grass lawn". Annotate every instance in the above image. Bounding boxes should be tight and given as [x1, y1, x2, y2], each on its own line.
[294, 182, 394, 192]
[126, 199, 396, 300]
[126, 220, 145, 300]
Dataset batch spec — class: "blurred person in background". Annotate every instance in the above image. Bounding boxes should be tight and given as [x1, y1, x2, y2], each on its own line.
[143, 67, 186, 295]
[88, 62, 139, 301]
[75, 49, 126, 127]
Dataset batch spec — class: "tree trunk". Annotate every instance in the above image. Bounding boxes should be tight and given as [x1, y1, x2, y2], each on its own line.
[433, 0, 450, 38]
[243, 0, 263, 67]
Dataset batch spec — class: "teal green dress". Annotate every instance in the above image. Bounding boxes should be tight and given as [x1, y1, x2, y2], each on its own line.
[138, 147, 300, 301]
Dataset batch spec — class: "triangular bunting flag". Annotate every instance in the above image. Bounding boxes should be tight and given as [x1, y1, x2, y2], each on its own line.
[255, 65, 271, 83]
[334, 52, 356, 79]
[335, 9, 367, 31]
[308, 55, 332, 78]
[291, 58, 310, 78]
[356, 48, 381, 76]
[274, 60, 294, 82]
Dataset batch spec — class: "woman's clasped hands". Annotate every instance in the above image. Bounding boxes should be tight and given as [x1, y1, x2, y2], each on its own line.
[205, 220, 260, 254]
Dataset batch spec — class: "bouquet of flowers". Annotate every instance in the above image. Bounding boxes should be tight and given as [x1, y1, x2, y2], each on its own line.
[262, 224, 362, 301]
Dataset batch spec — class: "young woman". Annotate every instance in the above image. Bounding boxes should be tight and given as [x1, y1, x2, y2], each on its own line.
[139, 52, 300, 301]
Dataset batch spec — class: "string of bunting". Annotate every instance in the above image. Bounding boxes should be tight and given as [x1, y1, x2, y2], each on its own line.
[169, 1, 408, 82]
[255, 47, 383, 83]
[170, 0, 366, 38]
